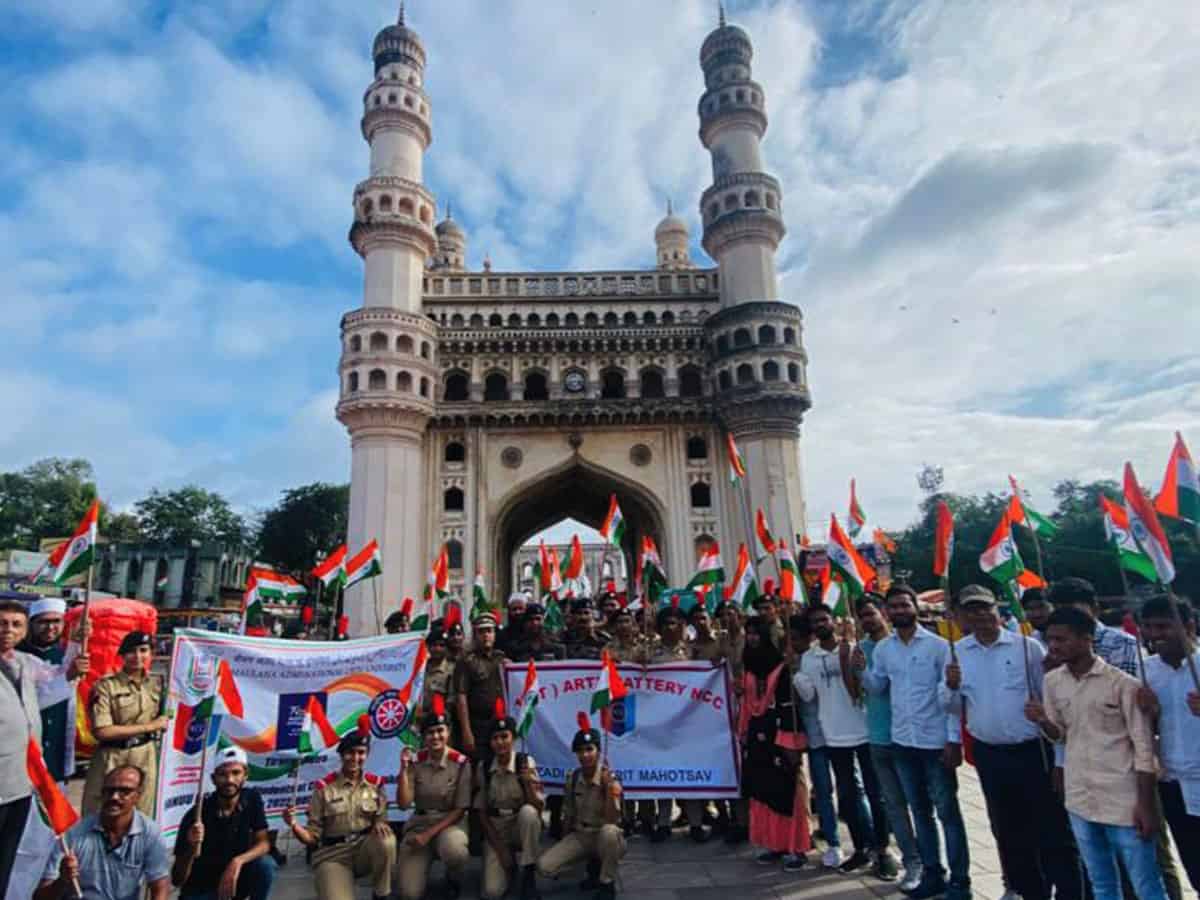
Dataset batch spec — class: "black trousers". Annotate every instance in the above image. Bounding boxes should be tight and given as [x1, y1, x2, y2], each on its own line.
[827, 743, 890, 852]
[0, 795, 31, 897]
[972, 738, 1085, 900]
[1160, 780, 1200, 893]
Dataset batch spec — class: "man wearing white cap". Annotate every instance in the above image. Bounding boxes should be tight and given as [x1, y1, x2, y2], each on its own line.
[172, 746, 276, 900]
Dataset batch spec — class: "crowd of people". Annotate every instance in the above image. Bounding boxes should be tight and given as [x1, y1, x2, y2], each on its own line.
[1, 575, 1198, 900]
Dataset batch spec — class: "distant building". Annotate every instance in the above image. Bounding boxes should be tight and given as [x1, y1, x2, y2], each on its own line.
[513, 542, 628, 597]
[94, 541, 256, 609]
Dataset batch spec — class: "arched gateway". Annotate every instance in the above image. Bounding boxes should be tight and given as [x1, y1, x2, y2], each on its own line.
[337, 9, 811, 634]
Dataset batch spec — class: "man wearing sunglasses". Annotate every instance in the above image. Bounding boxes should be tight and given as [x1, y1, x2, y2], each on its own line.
[36, 764, 171, 900]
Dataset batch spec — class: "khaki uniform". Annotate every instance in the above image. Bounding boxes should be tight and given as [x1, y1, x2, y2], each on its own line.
[538, 767, 625, 886]
[645, 641, 704, 829]
[83, 670, 163, 816]
[476, 754, 544, 899]
[605, 635, 644, 664]
[565, 630, 611, 661]
[452, 649, 507, 752]
[396, 748, 472, 900]
[307, 771, 396, 900]
[690, 630, 726, 663]
[419, 657, 456, 727]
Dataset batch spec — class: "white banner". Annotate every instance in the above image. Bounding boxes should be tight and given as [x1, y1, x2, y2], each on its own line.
[504, 661, 740, 799]
[156, 629, 426, 839]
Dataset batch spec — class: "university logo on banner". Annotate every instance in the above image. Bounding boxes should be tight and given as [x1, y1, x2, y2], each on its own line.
[608, 695, 636, 738]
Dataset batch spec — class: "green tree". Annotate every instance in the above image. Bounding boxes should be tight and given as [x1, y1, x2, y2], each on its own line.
[0, 458, 99, 550]
[105, 511, 143, 543]
[134, 486, 248, 547]
[255, 482, 349, 576]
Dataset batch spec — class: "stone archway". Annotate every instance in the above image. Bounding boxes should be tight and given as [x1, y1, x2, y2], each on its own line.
[491, 457, 668, 601]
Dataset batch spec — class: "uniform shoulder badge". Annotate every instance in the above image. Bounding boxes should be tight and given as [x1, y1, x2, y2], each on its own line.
[363, 772, 382, 786]
[417, 749, 431, 763]
[314, 771, 339, 791]
[447, 749, 468, 765]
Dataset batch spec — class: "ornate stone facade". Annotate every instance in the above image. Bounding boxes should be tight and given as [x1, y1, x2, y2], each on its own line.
[337, 9, 811, 634]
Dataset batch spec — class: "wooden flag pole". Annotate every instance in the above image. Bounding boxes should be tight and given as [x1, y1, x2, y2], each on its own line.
[56, 832, 83, 898]
[80, 560, 94, 656]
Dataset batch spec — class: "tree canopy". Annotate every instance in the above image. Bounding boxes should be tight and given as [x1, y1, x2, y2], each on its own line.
[134, 485, 248, 547]
[0, 458, 101, 550]
[255, 482, 349, 576]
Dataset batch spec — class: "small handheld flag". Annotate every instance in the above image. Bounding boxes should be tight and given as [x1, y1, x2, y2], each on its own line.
[1155, 432, 1200, 525]
[933, 500, 954, 580]
[1124, 463, 1176, 584]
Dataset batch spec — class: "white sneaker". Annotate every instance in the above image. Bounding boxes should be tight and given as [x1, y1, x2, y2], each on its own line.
[821, 847, 843, 869]
[900, 864, 924, 893]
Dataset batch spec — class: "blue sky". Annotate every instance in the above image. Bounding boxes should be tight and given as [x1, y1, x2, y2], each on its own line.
[2, 0, 1197, 538]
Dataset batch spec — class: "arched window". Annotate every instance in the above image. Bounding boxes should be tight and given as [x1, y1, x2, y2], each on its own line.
[348, 371, 359, 392]
[622, 311, 636, 325]
[605, 312, 620, 327]
[718, 370, 732, 391]
[762, 360, 780, 382]
[661, 311, 675, 325]
[546, 313, 559, 327]
[690, 482, 712, 509]
[368, 368, 387, 390]
[784, 326, 796, 344]
[736, 364, 755, 385]
[396, 334, 413, 353]
[350, 335, 362, 352]
[398, 197, 415, 216]
[397, 371, 413, 391]
[584, 313, 599, 327]
[445, 441, 466, 463]
[489, 313, 503, 326]
[523, 371, 548, 401]
[444, 487, 464, 512]
[379, 195, 393, 212]
[788, 363, 800, 383]
[446, 540, 464, 569]
[470, 314, 484, 327]
[643, 311, 657, 325]
[420, 377, 430, 397]
[450, 314, 464, 327]
[420, 341, 430, 359]
[724, 194, 738, 211]
[687, 436, 708, 460]
[600, 370, 626, 399]
[508, 313, 521, 327]
[527, 313, 541, 327]
[733, 328, 752, 348]
[716, 334, 731, 354]
[679, 365, 703, 398]
[640, 369, 665, 399]
[370, 332, 388, 351]
[565, 312, 579, 327]
[484, 372, 509, 402]
[758, 324, 776, 344]
[444, 371, 469, 402]
[766, 193, 778, 210]
[744, 190, 760, 207]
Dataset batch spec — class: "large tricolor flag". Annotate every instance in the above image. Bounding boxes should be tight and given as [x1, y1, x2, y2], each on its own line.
[848, 480, 867, 538]
[312, 544, 348, 589]
[730, 543, 760, 610]
[1100, 495, 1159, 582]
[299, 694, 340, 754]
[590, 649, 629, 723]
[979, 508, 1024, 589]
[538, 541, 554, 592]
[50, 500, 99, 586]
[27, 738, 79, 834]
[250, 566, 307, 603]
[425, 544, 450, 601]
[827, 514, 876, 602]
[1008, 476, 1059, 539]
[640, 536, 668, 605]
[1124, 463, 1176, 584]
[600, 494, 626, 548]
[345, 540, 383, 589]
[933, 500, 954, 580]
[565, 535, 585, 580]
[754, 509, 776, 562]
[872, 528, 897, 554]
[515, 659, 540, 738]
[1155, 432, 1200, 525]
[687, 542, 725, 589]
[726, 433, 747, 484]
[775, 541, 800, 602]
[239, 574, 262, 634]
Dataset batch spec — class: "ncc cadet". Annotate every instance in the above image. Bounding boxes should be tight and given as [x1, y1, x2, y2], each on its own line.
[419, 626, 456, 731]
[537, 713, 625, 899]
[688, 604, 724, 665]
[604, 608, 644, 663]
[565, 598, 611, 660]
[477, 699, 545, 900]
[83, 630, 167, 816]
[283, 720, 395, 900]
[445, 618, 466, 662]
[509, 604, 567, 663]
[452, 611, 507, 758]
[395, 694, 472, 900]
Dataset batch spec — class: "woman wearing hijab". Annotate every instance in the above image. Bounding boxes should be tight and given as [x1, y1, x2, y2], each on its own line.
[737, 618, 811, 872]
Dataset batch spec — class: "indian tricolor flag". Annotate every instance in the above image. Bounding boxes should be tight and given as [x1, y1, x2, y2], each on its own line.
[547, 546, 565, 596]
[1124, 462, 1176, 584]
[1155, 432, 1200, 525]
[299, 695, 339, 754]
[472, 567, 492, 617]
[848, 480, 867, 538]
[933, 500, 954, 580]
[730, 543, 760, 610]
[754, 509, 776, 562]
[345, 540, 383, 589]
[590, 649, 628, 729]
[827, 514, 876, 602]
[776, 541, 800, 602]
[312, 544, 348, 589]
[250, 567, 307, 604]
[515, 659, 540, 738]
[688, 542, 725, 589]
[640, 536, 667, 605]
[726, 433, 747, 483]
[600, 494, 626, 548]
[50, 500, 99, 586]
[565, 535, 585, 579]
[979, 508, 1024, 588]
[239, 574, 262, 634]
[1008, 476, 1059, 538]
[1099, 496, 1158, 582]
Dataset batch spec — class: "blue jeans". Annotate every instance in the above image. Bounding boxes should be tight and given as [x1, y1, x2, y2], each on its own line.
[807, 747, 839, 848]
[870, 743, 920, 867]
[893, 746, 970, 894]
[1067, 814, 1167, 900]
[181, 855, 277, 900]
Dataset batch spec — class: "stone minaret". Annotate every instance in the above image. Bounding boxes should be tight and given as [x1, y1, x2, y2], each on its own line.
[699, 7, 811, 550]
[655, 200, 694, 270]
[336, 6, 439, 635]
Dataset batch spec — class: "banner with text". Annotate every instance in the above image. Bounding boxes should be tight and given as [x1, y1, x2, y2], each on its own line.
[504, 661, 740, 799]
[157, 629, 426, 838]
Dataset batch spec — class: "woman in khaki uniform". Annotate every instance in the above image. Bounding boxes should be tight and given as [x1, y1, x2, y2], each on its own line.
[83, 631, 166, 816]
[283, 723, 396, 900]
[395, 694, 472, 900]
[478, 699, 544, 900]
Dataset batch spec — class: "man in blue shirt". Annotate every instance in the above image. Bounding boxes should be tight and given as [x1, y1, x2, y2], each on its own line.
[857, 584, 969, 900]
[36, 764, 171, 900]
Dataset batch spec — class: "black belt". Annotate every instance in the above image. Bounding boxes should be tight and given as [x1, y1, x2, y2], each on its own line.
[100, 734, 153, 750]
[321, 828, 371, 847]
[488, 807, 519, 817]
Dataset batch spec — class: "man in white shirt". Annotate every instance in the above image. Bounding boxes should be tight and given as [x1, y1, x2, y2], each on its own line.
[941, 585, 1084, 900]
[794, 605, 894, 878]
[1138, 594, 1200, 893]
